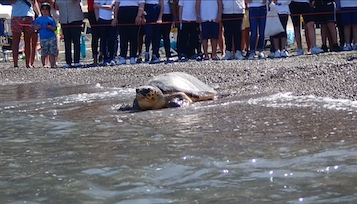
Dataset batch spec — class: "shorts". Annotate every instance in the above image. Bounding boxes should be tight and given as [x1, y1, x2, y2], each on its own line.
[40, 36, 57, 56]
[314, 2, 336, 24]
[201, 21, 219, 40]
[11, 16, 35, 33]
[341, 7, 357, 26]
[289, 2, 315, 27]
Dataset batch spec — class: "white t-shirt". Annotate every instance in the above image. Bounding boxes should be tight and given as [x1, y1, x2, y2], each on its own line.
[222, 0, 245, 14]
[116, 0, 145, 7]
[179, 0, 196, 21]
[145, 0, 159, 4]
[200, 0, 219, 21]
[163, 0, 171, 14]
[94, 0, 115, 20]
[340, 0, 357, 8]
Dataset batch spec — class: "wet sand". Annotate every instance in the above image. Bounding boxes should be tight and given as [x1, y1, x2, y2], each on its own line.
[1, 50, 356, 101]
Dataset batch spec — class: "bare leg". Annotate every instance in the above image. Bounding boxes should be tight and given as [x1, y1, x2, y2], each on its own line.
[12, 32, 21, 67]
[306, 21, 317, 47]
[49, 54, 56, 68]
[202, 39, 208, 58]
[327, 22, 337, 45]
[30, 32, 38, 67]
[23, 30, 32, 68]
[273, 38, 280, 51]
[41, 54, 47, 67]
[344, 25, 351, 44]
[211, 39, 218, 57]
[294, 25, 302, 49]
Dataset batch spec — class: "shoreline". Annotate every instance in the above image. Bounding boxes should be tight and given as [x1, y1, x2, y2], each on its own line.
[0, 51, 357, 101]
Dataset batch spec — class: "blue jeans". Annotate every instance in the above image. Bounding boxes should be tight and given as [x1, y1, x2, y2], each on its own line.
[249, 6, 267, 52]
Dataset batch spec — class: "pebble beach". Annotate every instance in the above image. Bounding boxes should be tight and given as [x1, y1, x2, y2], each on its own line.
[1, 50, 356, 101]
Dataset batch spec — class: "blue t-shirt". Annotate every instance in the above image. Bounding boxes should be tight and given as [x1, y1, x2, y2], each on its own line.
[34, 16, 56, 39]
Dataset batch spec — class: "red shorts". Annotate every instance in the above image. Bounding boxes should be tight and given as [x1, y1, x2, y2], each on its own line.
[11, 16, 34, 33]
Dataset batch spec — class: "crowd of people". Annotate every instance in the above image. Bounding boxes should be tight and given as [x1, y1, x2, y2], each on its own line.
[4, 0, 357, 68]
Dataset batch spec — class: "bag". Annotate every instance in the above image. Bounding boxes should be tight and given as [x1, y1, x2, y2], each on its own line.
[264, 2, 284, 37]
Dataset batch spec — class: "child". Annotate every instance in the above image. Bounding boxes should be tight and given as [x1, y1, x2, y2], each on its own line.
[34, 2, 57, 68]
[195, 0, 222, 60]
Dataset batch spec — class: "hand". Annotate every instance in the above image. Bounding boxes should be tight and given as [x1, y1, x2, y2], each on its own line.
[111, 18, 117, 26]
[156, 19, 162, 24]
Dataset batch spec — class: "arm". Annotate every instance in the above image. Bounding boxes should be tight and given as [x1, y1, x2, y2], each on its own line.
[33, 0, 41, 17]
[157, 0, 164, 23]
[112, 1, 119, 26]
[216, 0, 222, 23]
[170, 0, 179, 21]
[10, 0, 16, 4]
[195, 0, 201, 23]
[94, 2, 100, 20]
[178, 5, 182, 25]
[135, 3, 145, 25]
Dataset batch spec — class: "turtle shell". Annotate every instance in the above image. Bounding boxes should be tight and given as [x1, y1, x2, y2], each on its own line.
[146, 72, 217, 102]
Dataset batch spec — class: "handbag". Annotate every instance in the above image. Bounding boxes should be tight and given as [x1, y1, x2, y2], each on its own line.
[264, 2, 284, 37]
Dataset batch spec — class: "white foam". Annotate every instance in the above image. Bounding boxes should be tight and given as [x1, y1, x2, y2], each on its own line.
[247, 92, 357, 111]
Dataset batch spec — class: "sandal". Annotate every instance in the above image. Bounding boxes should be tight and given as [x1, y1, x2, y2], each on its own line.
[212, 55, 220, 61]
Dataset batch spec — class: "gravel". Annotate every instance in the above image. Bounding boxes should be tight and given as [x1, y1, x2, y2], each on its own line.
[1, 51, 357, 101]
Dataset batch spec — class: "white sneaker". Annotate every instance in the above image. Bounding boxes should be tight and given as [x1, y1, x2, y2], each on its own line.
[297, 48, 304, 56]
[222, 50, 232, 60]
[116, 57, 126, 65]
[248, 51, 255, 60]
[235, 50, 245, 60]
[274, 50, 281, 58]
[343, 44, 352, 51]
[130, 57, 136, 64]
[258, 51, 265, 59]
[280, 50, 289, 58]
[311, 46, 324, 55]
[353, 44, 357, 50]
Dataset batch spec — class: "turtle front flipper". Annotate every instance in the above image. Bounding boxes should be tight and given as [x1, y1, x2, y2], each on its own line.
[165, 92, 193, 108]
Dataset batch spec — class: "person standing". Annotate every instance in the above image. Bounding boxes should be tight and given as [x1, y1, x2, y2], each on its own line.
[88, 0, 101, 64]
[272, 0, 291, 58]
[10, 0, 40, 68]
[196, 0, 222, 60]
[34, 2, 57, 68]
[340, 0, 357, 51]
[289, 0, 324, 55]
[144, 0, 164, 63]
[55, 0, 84, 68]
[94, 0, 116, 66]
[245, 0, 267, 60]
[313, 0, 340, 52]
[178, 0, 201, 61]
[113, 0, 145, 65]
[221, 0, 245, 60]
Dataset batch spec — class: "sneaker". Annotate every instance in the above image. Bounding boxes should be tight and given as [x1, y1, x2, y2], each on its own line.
[136, 57, 143, 63]
[343, 44, 352, 51]
[268, 52, 275, 58]
[353, 44, 357, 50]
[274, 50, 281, 58]
[150, 54, 160, 64]
[116, 57, 126, 65]
[144, 52, 150, 62]
[248, 51, 255, 60]
[235, 50, 245, 60]
[62, 64, 71, 68]
[258, 51, 265, 59]
[321, 44, 329, 52]
[222, 50, 232, 60]
[109, 60, 116, 66]
[297, 48, 304, 56]
[130, 57, 136, 65]
[311, 46, 324, 55]
[73, 63, 82, 68]
[280, 50, 289, 58]
[331, 43, 341, 52]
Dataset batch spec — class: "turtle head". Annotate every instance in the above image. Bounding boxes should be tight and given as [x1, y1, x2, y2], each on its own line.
[135, 85, 166, 110]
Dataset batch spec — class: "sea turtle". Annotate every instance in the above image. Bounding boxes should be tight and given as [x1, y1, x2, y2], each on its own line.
[133, 72, 217, 110]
